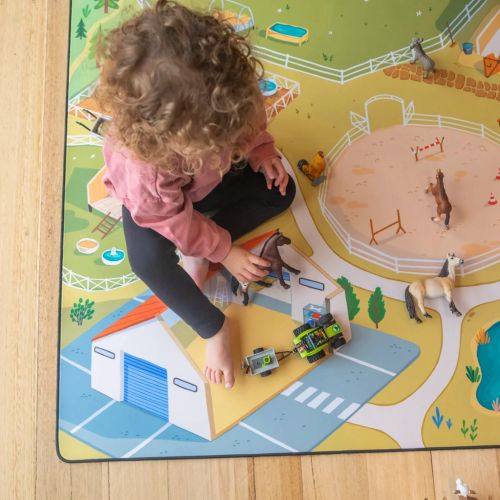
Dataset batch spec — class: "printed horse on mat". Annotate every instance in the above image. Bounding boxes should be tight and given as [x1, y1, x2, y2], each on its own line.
[405, 253, 464, 323]
[231, 230, 301, 305]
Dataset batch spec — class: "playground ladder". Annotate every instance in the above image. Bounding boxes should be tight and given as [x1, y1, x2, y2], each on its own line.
[92, 212, 122, 239]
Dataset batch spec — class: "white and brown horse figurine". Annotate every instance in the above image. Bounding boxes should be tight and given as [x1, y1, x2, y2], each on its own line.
[231, 230, 301, 305]
[426, 169, 452, 229]
[405, 253, 464, 323]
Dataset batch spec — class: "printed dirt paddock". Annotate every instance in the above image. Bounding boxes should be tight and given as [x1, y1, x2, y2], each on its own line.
[325, 125, 500, 261]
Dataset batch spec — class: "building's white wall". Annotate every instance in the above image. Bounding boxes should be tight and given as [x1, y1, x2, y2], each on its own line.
[327, 291, 351, 342]
[279, 246, 336, 323]
[91, 341, 123, 401]
[91, 319, 214, 440]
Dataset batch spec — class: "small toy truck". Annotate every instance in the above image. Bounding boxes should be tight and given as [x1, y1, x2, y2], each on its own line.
[293, 313, 346, 363]
[242, 347, 280, 377]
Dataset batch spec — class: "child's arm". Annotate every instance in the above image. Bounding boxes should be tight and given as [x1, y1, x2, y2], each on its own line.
[131, 175, 232, 263]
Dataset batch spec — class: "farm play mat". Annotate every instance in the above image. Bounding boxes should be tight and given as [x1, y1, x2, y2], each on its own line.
[58, 0, 500, 461]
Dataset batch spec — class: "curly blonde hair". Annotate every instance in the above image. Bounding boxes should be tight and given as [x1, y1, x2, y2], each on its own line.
[95, 0, 266, 174]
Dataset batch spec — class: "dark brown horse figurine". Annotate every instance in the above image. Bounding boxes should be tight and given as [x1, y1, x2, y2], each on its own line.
[231, 230, 301, 305]
[425, 169, 452, 229]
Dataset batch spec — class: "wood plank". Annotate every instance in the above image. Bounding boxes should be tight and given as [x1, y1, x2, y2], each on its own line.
[109, 461, 169, 500]
[304, 452, 435, 500]
[301, 454, 370, 500]
[0, 0, 48, 498]
[71, 463, 110, 500]
[33, 0, 74, 497]
[167, 458, 255, 500]
[254, 456, 303, 499]
[431, 449, 500, 500]
[36, 1, 111, 499]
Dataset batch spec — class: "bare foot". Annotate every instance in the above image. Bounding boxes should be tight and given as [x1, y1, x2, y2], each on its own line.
[204, 317, 235, 389]
[182, 255, 209, 290]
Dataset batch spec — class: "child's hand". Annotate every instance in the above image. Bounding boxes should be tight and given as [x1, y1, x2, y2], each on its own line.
[221, 246, 270, 283]
[259, 157, 289, 196]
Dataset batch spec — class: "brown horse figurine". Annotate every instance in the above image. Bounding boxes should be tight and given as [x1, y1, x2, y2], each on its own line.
[425, 169, 452, 229]
[231, 230, 301, 305]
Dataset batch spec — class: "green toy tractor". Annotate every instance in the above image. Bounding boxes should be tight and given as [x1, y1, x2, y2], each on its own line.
[292, 313, 346, 363]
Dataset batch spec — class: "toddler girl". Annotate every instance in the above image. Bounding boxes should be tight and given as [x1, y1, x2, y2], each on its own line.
[96, 0, 295, 389]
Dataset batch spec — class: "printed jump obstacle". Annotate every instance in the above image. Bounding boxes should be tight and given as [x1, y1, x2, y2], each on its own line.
[411, 136, 445, 161]
[369, 209, 406, 245]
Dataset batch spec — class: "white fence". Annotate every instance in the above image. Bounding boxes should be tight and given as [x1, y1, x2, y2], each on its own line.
[318, 95, 500, 276]
[68, 81, 99, 109]
[67, 134, 103, 146]
[63, 266, 139, 291]
[253, 0, 487, 84]
[264, 71, 300, 120]
[69, 104, 111, 121]
[136, 0, 152, 9]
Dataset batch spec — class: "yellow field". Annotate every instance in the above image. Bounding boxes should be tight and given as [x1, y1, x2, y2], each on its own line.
[315, 423, 400, 452]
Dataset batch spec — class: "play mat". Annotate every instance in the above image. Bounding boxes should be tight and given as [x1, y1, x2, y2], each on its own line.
[58, 0, 500, 461]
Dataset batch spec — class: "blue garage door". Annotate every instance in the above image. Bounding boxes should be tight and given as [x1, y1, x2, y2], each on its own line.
[124, 353, 168, 420]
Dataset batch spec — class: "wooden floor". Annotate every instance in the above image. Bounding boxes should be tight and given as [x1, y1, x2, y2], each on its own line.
[1, 2, 499, 499]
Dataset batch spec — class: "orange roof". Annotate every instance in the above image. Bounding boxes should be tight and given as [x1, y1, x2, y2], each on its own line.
[92, 295, 167, 341]
[93, 230, 276, 341]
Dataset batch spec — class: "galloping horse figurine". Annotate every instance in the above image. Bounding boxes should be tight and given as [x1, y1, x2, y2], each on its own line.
[405, 252, 464, 323]
[426, 169, 452, 229]
[231, 230, 301, 306]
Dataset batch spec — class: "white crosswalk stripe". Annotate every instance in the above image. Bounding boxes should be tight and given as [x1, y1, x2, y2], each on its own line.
[294, 387, 318, 403]
[281, 381, 304, 397]
[306, 391, 330, 409]
[282, 381, 362, 421]
[322, 397, 345, 414]
[338, 403, 360, 420]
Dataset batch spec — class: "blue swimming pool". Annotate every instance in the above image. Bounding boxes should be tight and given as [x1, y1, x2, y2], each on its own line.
[269, 23, 308, 38]
[476, 321, 500, 411]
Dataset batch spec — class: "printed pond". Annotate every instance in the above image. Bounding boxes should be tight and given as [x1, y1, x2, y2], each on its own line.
[476, 321, 500, 412]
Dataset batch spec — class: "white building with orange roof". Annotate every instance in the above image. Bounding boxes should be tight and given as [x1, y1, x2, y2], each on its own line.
[91, 295, 216, 439]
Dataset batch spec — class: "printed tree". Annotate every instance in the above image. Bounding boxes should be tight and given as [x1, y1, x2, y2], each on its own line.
[336, 276, 360, 321]
[368, 287, 386, 329]
[94, 0, 119, 14]
[70, 298, 95, 326]
[88, 25, 106, 68]
[75, 18, 87, 40]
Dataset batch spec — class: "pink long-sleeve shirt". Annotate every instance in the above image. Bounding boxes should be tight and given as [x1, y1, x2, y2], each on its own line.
[102, 131, 279, 263]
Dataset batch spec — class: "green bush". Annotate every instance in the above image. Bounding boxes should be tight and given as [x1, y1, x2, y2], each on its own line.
[70, 298, 95, 326]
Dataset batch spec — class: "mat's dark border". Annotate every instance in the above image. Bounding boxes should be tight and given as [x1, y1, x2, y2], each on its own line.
[55, 0, 499, 464]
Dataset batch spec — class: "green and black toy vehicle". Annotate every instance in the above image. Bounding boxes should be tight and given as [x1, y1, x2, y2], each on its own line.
[292, 313, 346, 363]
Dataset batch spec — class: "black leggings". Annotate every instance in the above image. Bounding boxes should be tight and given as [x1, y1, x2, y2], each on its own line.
[122, 165, 296, 339]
